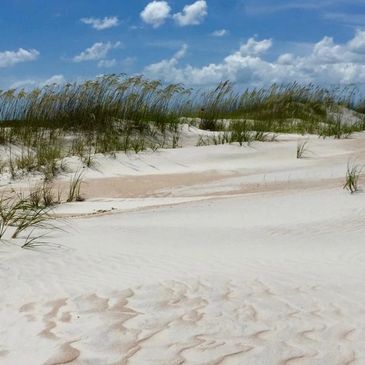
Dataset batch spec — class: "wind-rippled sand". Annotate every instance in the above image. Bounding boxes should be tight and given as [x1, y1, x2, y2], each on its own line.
[1, 132, 365, 364]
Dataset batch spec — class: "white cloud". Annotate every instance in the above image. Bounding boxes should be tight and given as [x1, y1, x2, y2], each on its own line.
[174, 44, 188, 59]
[144, 44, 188, 81]
[97, 59, 116, 68]
[81, 16, 119, 30]
[348, 29, 365, 53]
[10, 74, 65, 89]
[144, 31, 365, 87]
[212, 29, 229, 37]
[173, 0, 207, 26]
[277, 53, 296, 65]
[42, 74, 66, 86]
[140, 1, 171, 28]
[239, 38, 272, 56]
[73, 42, 121, 62]
[0, 48, 39, 68]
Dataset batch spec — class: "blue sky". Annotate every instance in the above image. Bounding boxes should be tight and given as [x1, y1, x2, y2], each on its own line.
[1, 0, 365, 89]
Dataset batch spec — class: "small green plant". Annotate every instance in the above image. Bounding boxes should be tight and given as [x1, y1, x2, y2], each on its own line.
[29, 180, 61, 208]
[21, 230, 51, 249]
[230, 120, 253, 146]
[67, 169, 85, 202]
[131, 137, 145, 153]
[0, 158, 6, 174]
[253, 131, 270, 142]
[11, 204, 51, 239]
[70, 138, 86, 159]
[343, 161, 362, 194]
[0, 196, 18, 239]
[212, 132, 230, 145]
[82, 152, 95, 168]
[15, 151, 37, 172]
[0, 194, 55, 248]
[297, 140, 309, 159]
[196, 136, 210, 147]
[8, 146, 17, 179]
[172, 132, 180, 148]
[36, 143, 62, 179]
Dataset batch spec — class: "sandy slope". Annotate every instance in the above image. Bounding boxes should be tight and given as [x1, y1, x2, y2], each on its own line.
[1, 133, 365, 364]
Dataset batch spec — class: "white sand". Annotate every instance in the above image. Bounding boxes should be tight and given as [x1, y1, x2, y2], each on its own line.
[1, 132, 365, 364]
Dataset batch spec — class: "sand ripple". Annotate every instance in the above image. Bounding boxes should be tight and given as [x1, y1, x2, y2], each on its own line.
[1, 278, 365, 364]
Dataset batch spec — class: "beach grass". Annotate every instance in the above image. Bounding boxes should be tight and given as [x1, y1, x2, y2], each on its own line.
[0, 193, 55, 247]
[0, 75, 364, 178]
[297, 140, 309, 159]
[344, 161, 362, 194]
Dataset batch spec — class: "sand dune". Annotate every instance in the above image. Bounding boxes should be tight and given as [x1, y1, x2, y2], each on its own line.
[1, 133, 365, 364]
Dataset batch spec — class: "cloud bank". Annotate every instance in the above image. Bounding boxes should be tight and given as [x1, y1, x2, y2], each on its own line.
[144, 30, 365, 87]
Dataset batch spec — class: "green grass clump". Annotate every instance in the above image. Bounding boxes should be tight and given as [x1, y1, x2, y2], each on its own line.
[0, 194, 55, 248]
[67, 169, 84, 202]
[0, 196, 19, 239]
[229, 120, 253, 145]
[29, 180, 61, 208]
[344, 161, 362, 194]
[296, 140, 309, 159]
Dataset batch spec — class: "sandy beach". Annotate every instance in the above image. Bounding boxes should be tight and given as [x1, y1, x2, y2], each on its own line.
[1, 131, 365, 364]
[4, 0, 365, 363]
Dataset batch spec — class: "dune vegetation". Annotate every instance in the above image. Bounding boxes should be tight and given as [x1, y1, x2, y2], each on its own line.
[0, 74, 364, 181]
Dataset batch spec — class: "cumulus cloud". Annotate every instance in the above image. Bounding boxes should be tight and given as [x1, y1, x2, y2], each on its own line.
[81, 16, 119, 30]
[72, 42, 121, 62]
[173, 0, 207, 26]
[144, 31, 365, 87]
[239, 38, 272, 56]
[212, 29, 229, 37]
[140, 1, 171, 28]
[144, 38, 272, 85]
[0, 48, 39, 68]
[277, 53, 296, 65]
[348, 29, 365, 53]
[144, 44, 188, 79]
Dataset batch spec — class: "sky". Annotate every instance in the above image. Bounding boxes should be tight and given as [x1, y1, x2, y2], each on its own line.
[1, 0, 365, 90]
